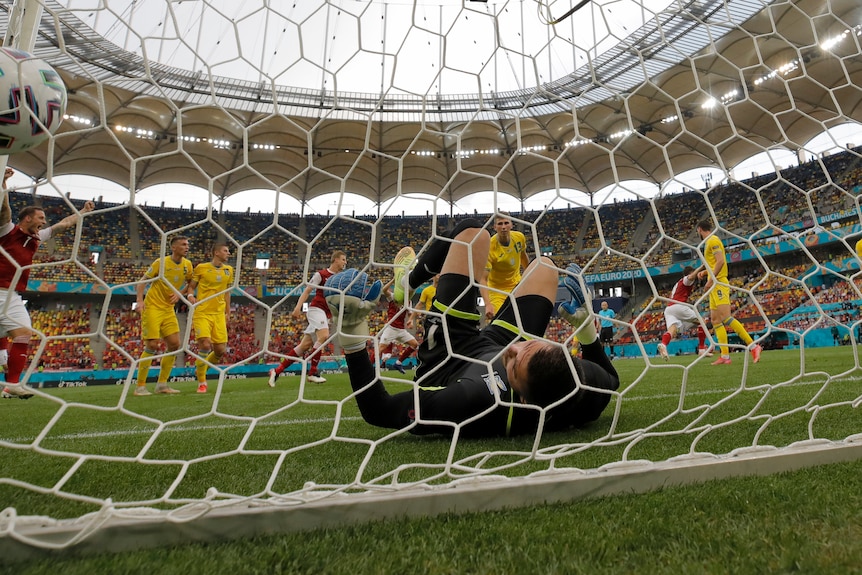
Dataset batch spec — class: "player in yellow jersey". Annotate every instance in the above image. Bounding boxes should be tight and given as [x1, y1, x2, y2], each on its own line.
[856, 236, 862, 261]
[696, 220, 761, 365]
[481, 213, 530, 320]
[186, 242, 234, 393]
[134, 236, 194, 396]
[408, 274, 439, 327]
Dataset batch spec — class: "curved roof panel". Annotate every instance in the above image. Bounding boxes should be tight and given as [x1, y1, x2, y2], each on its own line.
[4, 0, 861, 207]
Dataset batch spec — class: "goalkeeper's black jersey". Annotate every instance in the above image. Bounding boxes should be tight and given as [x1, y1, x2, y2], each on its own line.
[345, 343, 618, 439]
[411, 350, 541, 438]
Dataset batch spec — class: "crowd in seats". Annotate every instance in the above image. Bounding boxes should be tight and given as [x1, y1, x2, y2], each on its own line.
[10, 144, 862, 291]
[29, 255, 98, 283]
[102, 261, 142, 285]
[28, 306, 96, 370]
[101, 307, 142, 369]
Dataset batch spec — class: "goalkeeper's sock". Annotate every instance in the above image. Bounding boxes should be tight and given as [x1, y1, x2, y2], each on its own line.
[559, 305, 597, 345]
[409, 218, 483, 288]
[326, 295, 376, 353]
[137, 349, 155, 387]
[157, 352, 176, 383]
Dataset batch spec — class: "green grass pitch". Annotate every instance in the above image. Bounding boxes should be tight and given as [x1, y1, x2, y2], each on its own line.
[3, 346, 862, 572]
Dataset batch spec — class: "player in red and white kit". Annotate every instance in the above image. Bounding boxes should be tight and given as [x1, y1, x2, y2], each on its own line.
[377, 287, 420, 374]
[268, 250, 347, 386]
[657, 265, 709, 361]
[0, 168, 94, 398]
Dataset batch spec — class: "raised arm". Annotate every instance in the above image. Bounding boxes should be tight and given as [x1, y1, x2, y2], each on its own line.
[51, 200, 95, 235]
[0, 168, 13, 227]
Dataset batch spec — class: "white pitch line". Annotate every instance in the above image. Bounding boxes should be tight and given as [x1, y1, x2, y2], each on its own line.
[3, 374, 861, 443]
[2, 415, 364, 443]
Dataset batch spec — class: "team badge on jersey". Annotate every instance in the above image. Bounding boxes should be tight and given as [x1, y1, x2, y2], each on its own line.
[481, 371, 507, 395]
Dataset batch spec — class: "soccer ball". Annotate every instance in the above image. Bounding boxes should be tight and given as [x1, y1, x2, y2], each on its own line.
[0, 47, 67, 155]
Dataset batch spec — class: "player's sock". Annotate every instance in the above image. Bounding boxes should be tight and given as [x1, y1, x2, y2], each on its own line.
[661, 332, 672, 347]
[274, 348, 299, 375]
[397, 347, 413, 362]
[6, 338, 29, 383]
[697, 326, 707, 349]
[408, 218, 483, 288]
[195, 352, 211, 382]
[157, 352, 176, 383]
[137, 349, 155, 386]
[308, 343, 323, 375]
[724, 317, 753, 345]
[715, 324, 729, 357]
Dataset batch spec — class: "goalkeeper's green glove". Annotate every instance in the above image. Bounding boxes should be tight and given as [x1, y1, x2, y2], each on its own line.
[326, 294, 377, 353]
[558, 303, 597, 345]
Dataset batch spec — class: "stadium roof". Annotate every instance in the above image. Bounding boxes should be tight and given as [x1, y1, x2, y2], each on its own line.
[5, 0, 862, 209]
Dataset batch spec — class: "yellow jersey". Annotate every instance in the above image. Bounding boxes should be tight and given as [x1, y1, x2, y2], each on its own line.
[191, 262, 234, 314]
[856, 237, 862, 260]
[143, 256, 193, 310]
[486, 231, 527, 291]
[418, 284, 437, 311]
[703, 234, 727, 282]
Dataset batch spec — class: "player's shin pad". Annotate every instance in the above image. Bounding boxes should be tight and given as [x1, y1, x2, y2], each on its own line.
[558, 304, 597, 345]
[326, 294, 376, 352]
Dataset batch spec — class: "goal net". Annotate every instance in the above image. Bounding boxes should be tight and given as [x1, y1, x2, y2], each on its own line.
[2, 0, 862, 557]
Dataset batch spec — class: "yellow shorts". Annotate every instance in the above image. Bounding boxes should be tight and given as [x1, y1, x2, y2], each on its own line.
[708, 283, 731, 309]
[141, 306, 179, 341]
[487, 290, 512, 314]
[193, 312, 228, 344]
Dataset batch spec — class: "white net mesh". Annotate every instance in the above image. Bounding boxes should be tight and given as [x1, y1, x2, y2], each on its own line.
[1, 0, 862, 554]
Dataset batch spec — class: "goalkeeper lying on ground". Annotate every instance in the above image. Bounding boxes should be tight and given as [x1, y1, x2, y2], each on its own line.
[326, 219, 619, 438]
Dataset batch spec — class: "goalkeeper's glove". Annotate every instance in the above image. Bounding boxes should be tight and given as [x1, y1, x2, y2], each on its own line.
[559, 302, 597, 345]
[326, 294, 377, 353]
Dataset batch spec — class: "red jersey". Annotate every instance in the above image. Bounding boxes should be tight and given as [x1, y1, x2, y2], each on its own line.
[386, 300, 407, 329]
[0, 223, 52, 291]
[669, 275, 695, 305]
[309, 267, 336, 317]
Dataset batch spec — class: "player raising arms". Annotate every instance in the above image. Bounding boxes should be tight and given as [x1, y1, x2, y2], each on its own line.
[481, 213, 530, 320]
[186, 242, 234, 394]
[656, 265, 709, 360]
[134, 235, 194, 395]
[695, 220, 762, 365]
[0, 168, 94, 398]
[268, 250, 347, 386]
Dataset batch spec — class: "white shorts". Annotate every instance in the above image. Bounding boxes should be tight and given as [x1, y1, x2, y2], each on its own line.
[0, 290, 32, 335]
[303, 306, 330, 335]
[664, 303, 700, 333]
[379, 325, 415, 346]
